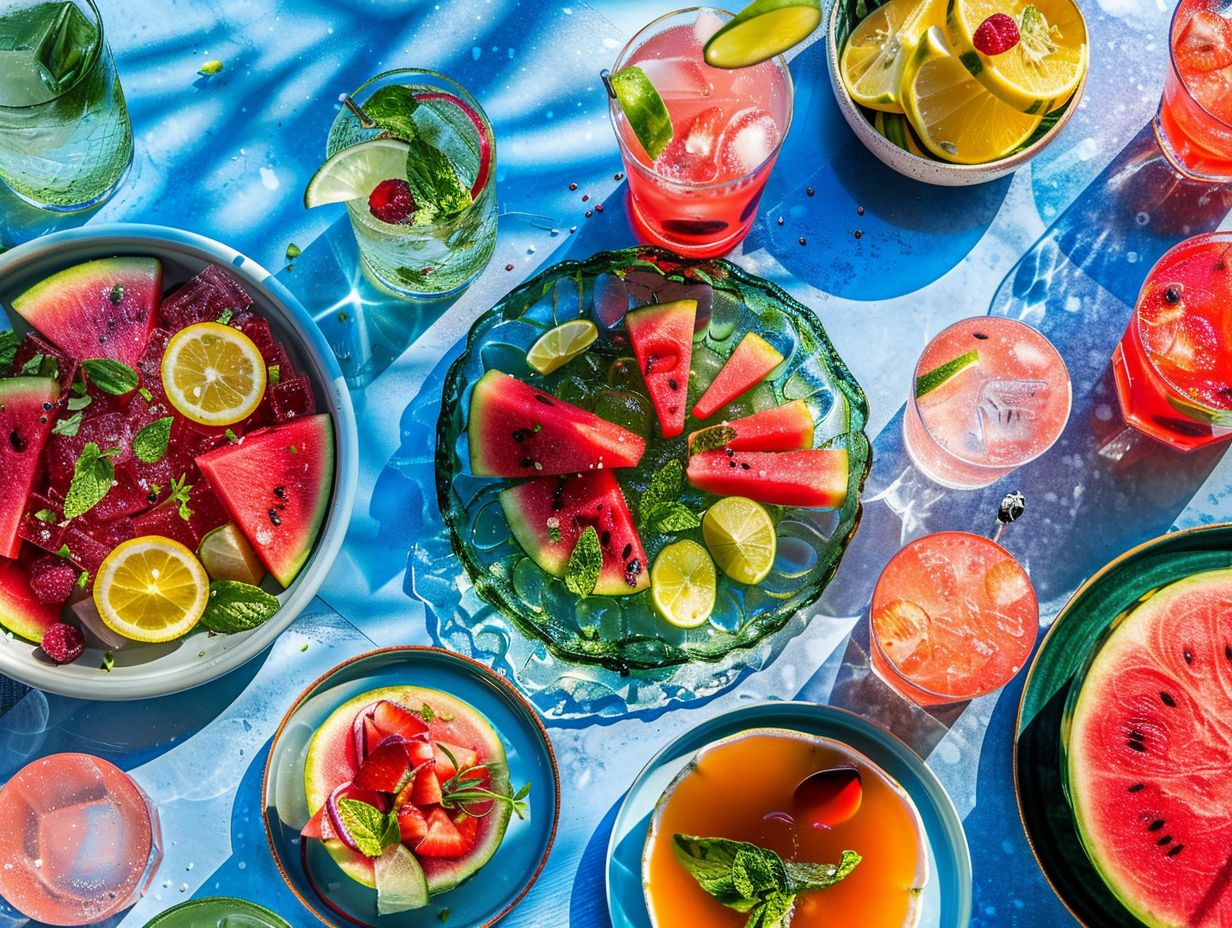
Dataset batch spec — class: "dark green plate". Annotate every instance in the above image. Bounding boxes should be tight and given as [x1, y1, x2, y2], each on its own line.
[1014, 522, 1232, 927]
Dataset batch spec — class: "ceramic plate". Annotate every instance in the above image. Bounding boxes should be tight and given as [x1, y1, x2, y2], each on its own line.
[142, 897, 293, 927]
[262, 647, 559, 928]
[606, 702, 971, 928]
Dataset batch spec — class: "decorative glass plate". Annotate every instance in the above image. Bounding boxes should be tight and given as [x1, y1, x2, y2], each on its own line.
[434, 247, 870, 676]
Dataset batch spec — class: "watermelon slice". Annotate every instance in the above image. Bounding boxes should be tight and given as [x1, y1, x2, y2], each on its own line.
[303, 686, 513, 896]
[196, 413, 334, 587]
[10, 258, 162, 367]
[0, 556, 60, 644]
[687, 449, 849, 508]
[625, 299, 697, 439]
[467, 370, 645, 477]
[500, 470, 649, 595]
[0, 378, 60, 559]
[1067, 569, 1232, 928]
[693, 332, 784, 421]
[688, 400, 815, 453]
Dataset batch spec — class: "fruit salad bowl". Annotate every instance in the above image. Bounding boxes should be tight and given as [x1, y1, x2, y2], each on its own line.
[435, 247, 870, 674]
[0, 224, 358, 699]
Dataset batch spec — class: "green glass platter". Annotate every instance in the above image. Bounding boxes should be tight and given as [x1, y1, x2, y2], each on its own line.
[1014, 521, 1232, 927]
[435, 247, 870, 673]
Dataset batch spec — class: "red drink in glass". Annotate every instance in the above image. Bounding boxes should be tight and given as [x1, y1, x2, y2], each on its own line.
[1112, 231, 1232, 450]
[1156, 0, 1232, 181]
[607, 7, 793, 257]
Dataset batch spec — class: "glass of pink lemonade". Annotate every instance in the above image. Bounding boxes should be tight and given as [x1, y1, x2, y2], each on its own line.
[607, 7, 793, 257]
[904, 317, 1072, 490]
[1156, 0, 1232, 182]
[870, 531, 1039, 706]
[0, 753, 161, 925]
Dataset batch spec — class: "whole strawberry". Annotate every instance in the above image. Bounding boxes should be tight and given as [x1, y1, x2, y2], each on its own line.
[368, 179, 417, 225]
[973, 13, 1021, 56]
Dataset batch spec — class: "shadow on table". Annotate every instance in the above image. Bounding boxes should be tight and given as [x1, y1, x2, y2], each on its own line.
[0, 182, 101, 250]
[571, 798, 625, 928]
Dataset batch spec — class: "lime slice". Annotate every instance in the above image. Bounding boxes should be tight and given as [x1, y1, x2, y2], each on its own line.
[900, 27, 1043, 164]
[527, 320, 599, 375]
[702, 0, 821, 69]
[915, 349, 979, 398]
[608, 66, 673, 161]
[304, 138, 411, 208]
[840, 0, 942, 113]
[651, 539, 717, 629]
[198, 523, 265, 585]
[702, 496, 777, 585]
[947, 0, 1087, 114]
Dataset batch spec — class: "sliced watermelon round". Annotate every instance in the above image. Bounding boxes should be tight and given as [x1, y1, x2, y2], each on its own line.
[303, 686, 512, 896]
[687, 449, 849, 509]
[625, 299, 697, 439]
[1067, 569, 1232, 928]
[688, 399, 815, 453]
[499, 470, 649, 596]
[0, 377, 61, 559]
[692, 331, 784, 421]
[11, 258, 162, 367]
[196, 413, 333, 587]
[467, 370, 645, 477]
[0, 555, 60, 644]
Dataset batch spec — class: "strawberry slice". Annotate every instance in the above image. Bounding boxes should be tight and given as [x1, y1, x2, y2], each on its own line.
[416, 808, 476, 858]
[410, 763, 443, 806]
[396, 804, 430, 844]
[1177, 10, 1232, 73]
[434, 742, 481, 781]
[373, 700, 431, 741]
[353, 738, 414, 794]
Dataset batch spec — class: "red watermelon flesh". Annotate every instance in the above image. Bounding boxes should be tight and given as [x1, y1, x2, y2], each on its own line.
[467, 370, 645, 477]
[1067, 569, 1232, 928]
[158, 264, 253, 332]
[625, 299, 697, 439]
[688, 400, 815, 453]
[693, 332, 784, 421]
[0, 378, 60, 558]
[196, 413, 334, 587]
[499, 470, 649, 595]
[44, 411, 132, 496]
[10, 258, 162, 367]
[687, 449, 849, 509]
[18, 489, 66, 555]
[0, 554, 60, 644]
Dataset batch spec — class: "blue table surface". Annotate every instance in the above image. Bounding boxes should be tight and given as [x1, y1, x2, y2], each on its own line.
[0, 0, 1221, 926]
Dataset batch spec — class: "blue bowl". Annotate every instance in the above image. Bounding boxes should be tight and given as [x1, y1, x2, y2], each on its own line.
[0, 223, 358, 699]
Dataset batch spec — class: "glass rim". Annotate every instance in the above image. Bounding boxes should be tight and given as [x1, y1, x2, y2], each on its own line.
[871, 530, 1039, 702]
[606, 5, 795, 192]
[0, 0, 106, 111]
[1167, 0, 1232, 135]
[909, 315, 1073, 473]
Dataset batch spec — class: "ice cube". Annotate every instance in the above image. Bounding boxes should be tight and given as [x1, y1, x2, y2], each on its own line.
[717, 107, 780, 177]
[591, 273, 631, 330]
[634, 56, 713, 102]
[693, 9, 726, 48]
[975, 379, 1050, 460]
[984, 559, 1032, 608]
[1175, 10, 1232, 73]
[655, 106, 723, 183]
[35, 799, 135, 899]
[1143, 307, 1218, 373]
[873, 600, 930, 665]
[32, 3, 99, 92]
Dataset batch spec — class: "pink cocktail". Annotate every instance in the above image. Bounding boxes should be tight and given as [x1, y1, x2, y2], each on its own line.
[607, 7, 793, 257]
[0, 753, 161, 925]
[1156, 0, 1232, 182]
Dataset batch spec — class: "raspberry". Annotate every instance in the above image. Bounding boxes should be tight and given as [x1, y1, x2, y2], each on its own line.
[29, 556, 77, 605]
[368, 179, 417, 225]
[41, 623, 85, 665]
[973, 13, 1021, 55]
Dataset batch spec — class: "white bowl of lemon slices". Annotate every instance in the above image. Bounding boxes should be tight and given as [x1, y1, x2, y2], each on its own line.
[827, 0, 1087, 185]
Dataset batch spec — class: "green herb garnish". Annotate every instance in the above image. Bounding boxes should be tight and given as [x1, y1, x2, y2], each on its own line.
[199, 580, 281, 633]
[0, 330, 20, 373]
[690, 425, 738, 454]
[63, 443, 119, 519]
[336, 798, 400, 858]
[217, 307, 234, 325]
[51, 412, 82, 437]
[133, 416, 174, 464]
[101, 651, 115, 672]
[167, 473, 194, 521]
[267, 364, 281, 386]
[436, 744, 530, 820]
[564, 525, 602, 596]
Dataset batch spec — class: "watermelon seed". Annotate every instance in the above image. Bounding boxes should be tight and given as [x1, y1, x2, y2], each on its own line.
[10, 429, 26, 452]
[1160, 691, 1176, 707]
[973, 332, 989, 340]
[624, 558, 642, 587]
[1157, 835, 1173, 846]
[1167, 844, 1185, 857]
[601, 531, 611, 546]
[511, 429, 531, 442]
[534, 394, 554, 406]
[1128, 741, 1146, 752]
[274, 486, 286, 498]
[622, 543, 633, 559]
[1128, 783, 1145, 793]
[725, 448, 735, 457]
[268, 509, 281, 527]
[1184, 648, 1194, 663]
[1225, 645, 1231, 661]
[741, 463, 750, 470]
[1148, 819, 1166, 831]
[520, 457, 534, 468]
[668, 378, 679, 391]
[1129, 730, 1144, 742]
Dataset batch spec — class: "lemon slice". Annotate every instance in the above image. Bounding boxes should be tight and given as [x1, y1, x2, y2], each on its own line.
[900, 27, 1043, 164]
[702, 496, 777, 585]
[840, 0, 942, 113]
[94, 536, 210, 643]
[947, 0, 1087, 113]
[304, 138, 411, 208]
[526, 320, 599, 375]
[161, 322, 267, 426]
[651, 539, 717, 629]
[703, 0, 822, 69]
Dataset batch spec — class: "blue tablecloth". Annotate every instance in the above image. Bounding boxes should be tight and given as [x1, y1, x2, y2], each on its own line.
[0, 0, 1216, 926]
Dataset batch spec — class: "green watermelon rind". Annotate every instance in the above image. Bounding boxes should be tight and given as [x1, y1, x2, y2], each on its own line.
[0, 377, 60, 560]
[303, 685, 513, 897]
[1066, 569, 1232, 928]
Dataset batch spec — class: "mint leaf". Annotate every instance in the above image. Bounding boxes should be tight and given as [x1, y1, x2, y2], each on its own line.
[785, 850, 861, 892]
[285, 243, 301, 263]
[100, 650, 114, 672]
[564, 525, 602, 597]
[167, 474, 193, 520]
[199, 580, 281, 633]
[19, 352, 55, 378]
[746, 891, 796, 928]
[336, 798, 399, 858]
[66, 393, 92, 411]
[133, 416, 173, 463]
[420, 702, 436, 722]
[109, 284, 124, 304]
[690, 425, 737, 454]
[405, 137, 472, 225]
[217, 307, 234, 325]
[267, 364, 281, 386]
[33, 509, 58, 524]
[0, 330, 19, 373]
[646, 501, 700, 533]
[363, 85, 420, 142]
[138, 386, 153, 403]
[639, 459, 684, 525]
[81, 358, 138, 395]
[63, 442, 118, 519]
[51, 411, 82, 437]
[672, 835, 749, 907]
[732, 849, 787, 899]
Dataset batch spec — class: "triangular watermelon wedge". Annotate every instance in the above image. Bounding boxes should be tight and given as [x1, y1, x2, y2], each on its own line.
[196, 413, 334, 587]
[693, 332, 784, 420]
[0, 377, 61, 559]
[625, 299, 697, 439]
[11, 258, 162, 367]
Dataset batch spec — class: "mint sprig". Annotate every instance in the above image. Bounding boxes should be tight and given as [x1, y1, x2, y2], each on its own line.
[637, 459, 700, 533]
[564, 525, 602, 596]
[336, 798, 400, 858]
[63, 442, 119, 519]
[437, 745, 530, 821]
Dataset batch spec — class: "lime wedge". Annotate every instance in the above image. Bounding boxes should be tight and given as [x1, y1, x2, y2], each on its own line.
[609, 66, 674, 161]
[651, 539, 717, 629]
[527, 320, 599, 375]
[915, 348, 979, 398]
[702, 0, 821, 69]
[304, 138, 411, 208]
[702, 496, 777, 585]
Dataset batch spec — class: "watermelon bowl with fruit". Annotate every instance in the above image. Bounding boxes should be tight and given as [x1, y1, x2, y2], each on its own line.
[434, 247, 870, 688]
[0, 224, 357, 699]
